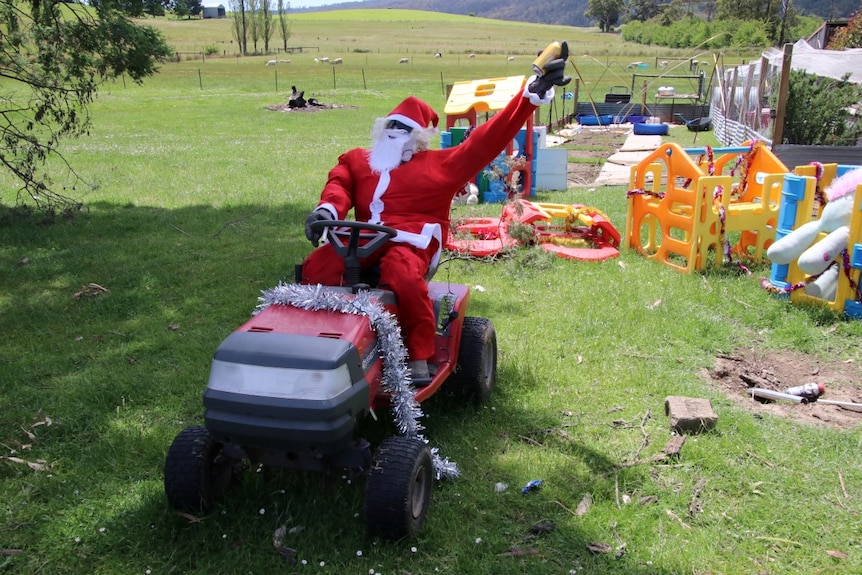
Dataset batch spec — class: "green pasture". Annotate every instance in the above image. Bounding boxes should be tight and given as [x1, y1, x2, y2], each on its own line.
[1, 10, 860, 575]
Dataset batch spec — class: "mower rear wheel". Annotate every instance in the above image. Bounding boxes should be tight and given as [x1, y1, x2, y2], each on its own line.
[164, 425, 233, 514]
[447, 316, 497, 404]
[364, 436, 433, 540]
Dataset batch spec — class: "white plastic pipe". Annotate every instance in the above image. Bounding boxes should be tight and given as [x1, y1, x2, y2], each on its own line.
[816, 399, 862, 409]
[750, 388, 808, 404]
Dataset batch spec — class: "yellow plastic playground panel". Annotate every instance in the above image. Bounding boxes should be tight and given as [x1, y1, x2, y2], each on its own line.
[695, 141, 788, 204]
[626, 143, 712, 273]
[444, 75, 526, 116]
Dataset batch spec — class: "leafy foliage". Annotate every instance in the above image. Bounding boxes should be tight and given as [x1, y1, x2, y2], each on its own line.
[585, 0, 626, 32]
[0, 0, 172, 214]
[827, 8, 862, 50]
[621, 15, 821, 49]
[172, 0, 203, 19]
[229, 0, 285, 55]
[617, 0, 826, 48]
[773, 70, 862, 145]
[627, 0, 665, 22]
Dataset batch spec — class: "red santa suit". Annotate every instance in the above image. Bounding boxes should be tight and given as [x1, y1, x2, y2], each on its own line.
[301, 84, 541, 361]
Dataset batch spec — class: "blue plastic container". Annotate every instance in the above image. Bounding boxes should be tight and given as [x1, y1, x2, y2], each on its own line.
[633, 122, 669, 135]
[482, 180, 508, 203]
[577, 114, 613, 126]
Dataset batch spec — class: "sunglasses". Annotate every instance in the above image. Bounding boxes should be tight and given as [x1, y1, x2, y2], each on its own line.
[385, 120, 414, 133]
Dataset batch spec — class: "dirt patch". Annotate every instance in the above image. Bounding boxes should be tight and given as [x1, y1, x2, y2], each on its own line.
[266, 103, 358, 113]
[561, 127, 629, 187]
[704, 347, 862, 429]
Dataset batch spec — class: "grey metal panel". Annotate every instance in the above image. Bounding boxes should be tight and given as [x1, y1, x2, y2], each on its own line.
[573, 103, 710, 122]
[772, 145, 862, 170]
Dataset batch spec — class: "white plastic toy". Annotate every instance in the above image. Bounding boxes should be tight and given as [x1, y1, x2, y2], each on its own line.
[767, 167, 862, 300]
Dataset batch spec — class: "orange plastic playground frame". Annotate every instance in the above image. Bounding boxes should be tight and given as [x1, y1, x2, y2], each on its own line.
[625, 142, 787, 273]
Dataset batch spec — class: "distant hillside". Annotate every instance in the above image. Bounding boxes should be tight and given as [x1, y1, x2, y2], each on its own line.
[297, 0, 593, 28]
[295, 0, 858, 28]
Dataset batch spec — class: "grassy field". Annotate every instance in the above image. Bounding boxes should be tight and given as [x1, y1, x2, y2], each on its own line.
[2, 10, 861, 575]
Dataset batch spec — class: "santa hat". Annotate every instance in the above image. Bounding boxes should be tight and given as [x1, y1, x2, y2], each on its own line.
[385, 96, 439, 132]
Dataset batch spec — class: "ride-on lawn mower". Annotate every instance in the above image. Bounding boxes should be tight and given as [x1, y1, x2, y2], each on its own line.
[164, 220, 497, 539]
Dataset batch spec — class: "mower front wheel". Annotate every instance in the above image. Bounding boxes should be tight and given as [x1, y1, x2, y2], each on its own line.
[447, 316, 497, 404]
[364, 436, 433, 540]
[164, 425, 234, 514]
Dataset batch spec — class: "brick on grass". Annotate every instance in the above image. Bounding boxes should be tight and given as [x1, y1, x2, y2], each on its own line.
[664, 396, 718, 433]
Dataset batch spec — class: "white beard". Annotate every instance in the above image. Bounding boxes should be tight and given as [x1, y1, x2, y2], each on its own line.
[368, 129, 414, 173]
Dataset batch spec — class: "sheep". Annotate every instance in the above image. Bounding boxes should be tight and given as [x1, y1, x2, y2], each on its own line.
[434, 52, 442, 58]
[265, 60, 277, 66]
[659, 60, 669, 67]
[468, 53, 476, 58]
[330, 57, 343, 64]
[507, 56, 515, 62]
[398, 57, 409, 64]
[278, 59, 291, 64]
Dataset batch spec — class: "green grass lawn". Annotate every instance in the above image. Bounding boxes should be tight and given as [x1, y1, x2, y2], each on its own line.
[1, 10, 861, 575]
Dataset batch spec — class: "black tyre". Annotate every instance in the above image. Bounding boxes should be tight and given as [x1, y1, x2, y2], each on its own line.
[364, 436, 433, 540]
[164, 425, 233, 513]
[446, 316, 497, 405]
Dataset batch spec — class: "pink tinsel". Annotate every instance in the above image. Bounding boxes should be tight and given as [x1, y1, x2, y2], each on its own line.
[825, 167, 862, 201]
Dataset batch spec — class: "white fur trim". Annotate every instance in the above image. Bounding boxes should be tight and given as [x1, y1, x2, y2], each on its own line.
[317, 203, 337, 219]
[386, 113, 422, 131]
[391, 223, 443, 280]
[368, 171, 390, 223]
[523, 75, 555, 106]
[392, 224, 436, 250]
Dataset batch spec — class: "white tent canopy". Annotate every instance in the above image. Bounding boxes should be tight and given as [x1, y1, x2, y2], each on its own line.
[711, 38, 862, 145]
[762, 38, 862, 84]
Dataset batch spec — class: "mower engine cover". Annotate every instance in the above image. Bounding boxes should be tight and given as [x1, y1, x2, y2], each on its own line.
[203, 330, 371, 453]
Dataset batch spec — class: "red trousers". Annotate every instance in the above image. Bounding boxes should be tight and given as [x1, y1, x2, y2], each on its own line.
[300, 240, 437, 360]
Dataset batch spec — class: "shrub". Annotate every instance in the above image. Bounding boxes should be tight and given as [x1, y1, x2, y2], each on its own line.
[827, 10, 862, 49]
[773, 70, 862, 145]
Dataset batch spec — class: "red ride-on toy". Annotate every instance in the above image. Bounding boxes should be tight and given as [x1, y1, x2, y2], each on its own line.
[164, 220, 497, 539]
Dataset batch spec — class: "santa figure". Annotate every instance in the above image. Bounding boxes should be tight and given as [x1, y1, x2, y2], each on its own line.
[302, 42, 570, 380]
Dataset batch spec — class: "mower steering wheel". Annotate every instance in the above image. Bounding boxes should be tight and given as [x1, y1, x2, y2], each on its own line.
[307, 220, 398, 286]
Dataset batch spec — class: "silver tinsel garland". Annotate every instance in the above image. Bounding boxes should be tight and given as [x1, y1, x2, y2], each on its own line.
[255, 282, 459, 480]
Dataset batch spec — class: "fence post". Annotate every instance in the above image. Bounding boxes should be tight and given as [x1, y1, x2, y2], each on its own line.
[757, 56, 768, 130]
[771, 43, 793, 149]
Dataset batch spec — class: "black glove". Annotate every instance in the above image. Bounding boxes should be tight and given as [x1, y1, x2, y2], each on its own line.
[304, 208, 334, 247]
[528, 41, 571, 99]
